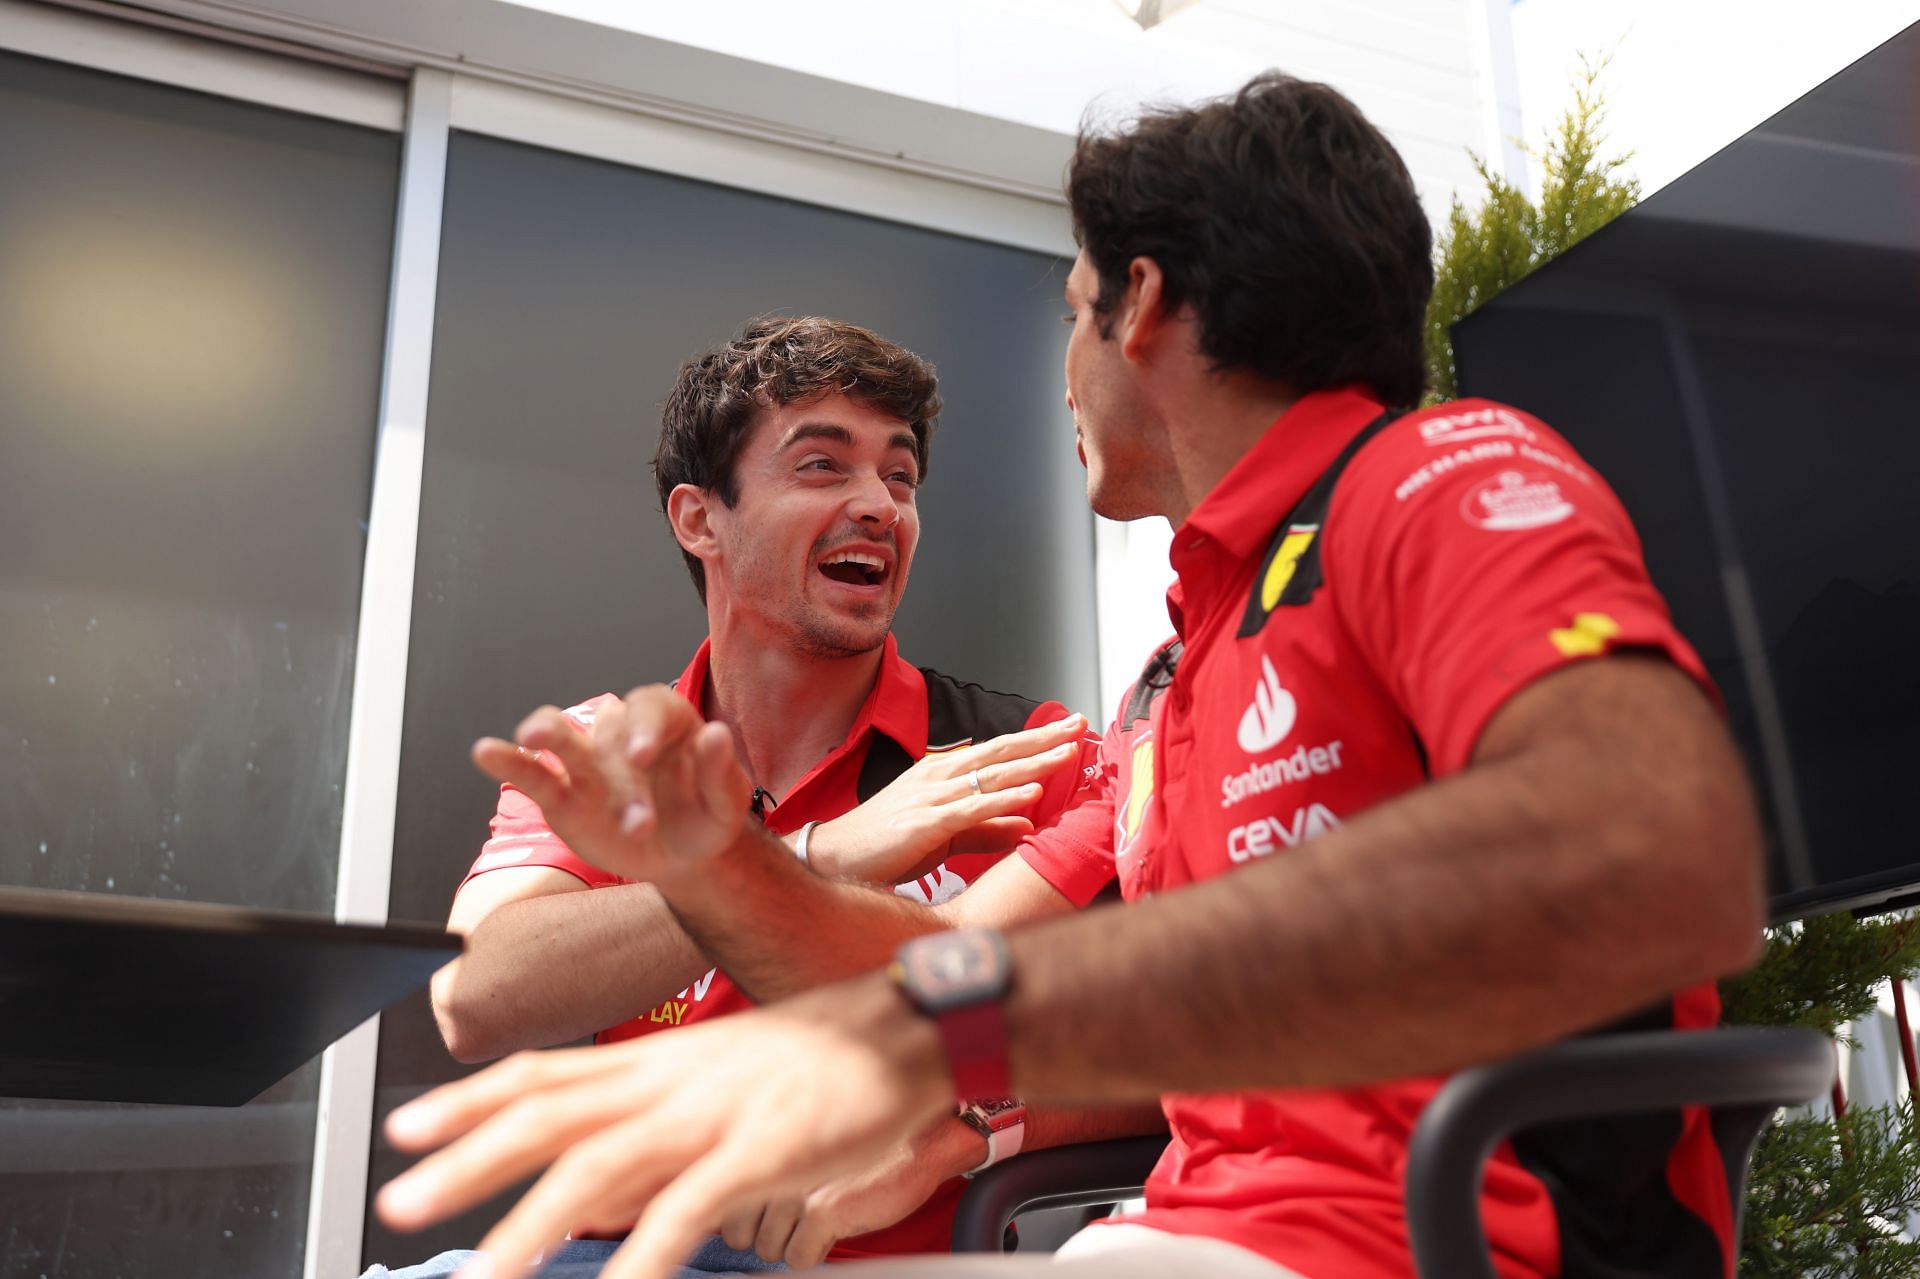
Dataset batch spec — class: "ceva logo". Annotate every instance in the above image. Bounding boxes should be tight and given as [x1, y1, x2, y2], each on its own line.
[1237, 655, 1297, 754]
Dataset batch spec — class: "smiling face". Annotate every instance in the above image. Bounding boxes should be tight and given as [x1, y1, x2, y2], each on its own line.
[702, 392, 921, 659]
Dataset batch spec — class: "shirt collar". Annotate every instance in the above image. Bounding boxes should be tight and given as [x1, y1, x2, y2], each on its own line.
[673, 632, 927, 759]
[1174, 385, 1387, 563]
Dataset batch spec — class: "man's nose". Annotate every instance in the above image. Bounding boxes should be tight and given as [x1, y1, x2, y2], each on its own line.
[846, 471, 900, 528]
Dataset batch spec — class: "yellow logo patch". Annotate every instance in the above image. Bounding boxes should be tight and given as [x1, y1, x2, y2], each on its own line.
[1119, 739, 1156, 845]
[1260, 526, 1319, 611]
[1550, 612, 1622, 657]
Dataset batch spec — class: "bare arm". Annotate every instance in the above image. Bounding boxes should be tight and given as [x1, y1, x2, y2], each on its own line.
[663, 831, 1081, 1002]
[431, 867, 713, 1063]
[991, 654, 1764, 1098]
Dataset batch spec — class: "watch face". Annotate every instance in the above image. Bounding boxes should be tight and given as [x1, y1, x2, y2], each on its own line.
[899, 929, 1008, 1012]
[967, 1096, 1025, 1122]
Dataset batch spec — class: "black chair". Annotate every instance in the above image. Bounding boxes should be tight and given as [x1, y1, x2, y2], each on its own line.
[953, 1028, 1835, 1274]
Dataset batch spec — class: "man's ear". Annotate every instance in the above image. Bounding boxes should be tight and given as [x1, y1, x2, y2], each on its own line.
[667, 483, 721, 565]
[1116, 256, 1168, 363]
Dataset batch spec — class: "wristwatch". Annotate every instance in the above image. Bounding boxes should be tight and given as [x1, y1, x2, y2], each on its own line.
[888, 928, 1014, 1102]
[956, 1097, 1028, 1176]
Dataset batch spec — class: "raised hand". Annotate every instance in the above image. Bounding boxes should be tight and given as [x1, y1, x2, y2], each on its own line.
[809, 712, 1089, 884]
[470, 685, 755, 884]
[376, 980, 951, 1279]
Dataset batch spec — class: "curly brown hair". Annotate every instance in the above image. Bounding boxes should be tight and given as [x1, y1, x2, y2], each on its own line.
[1068, 72, 1433, 407]
[653, 315, 941, 601]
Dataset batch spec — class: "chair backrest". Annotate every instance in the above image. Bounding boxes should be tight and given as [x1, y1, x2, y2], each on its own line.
[950, 1029, 1833, 1266]
[1403, 1028, 1835, 1279]
[950, 1135, 1168, 1252]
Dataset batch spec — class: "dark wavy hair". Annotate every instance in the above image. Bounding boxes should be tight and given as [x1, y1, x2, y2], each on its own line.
[652, 315, 940, 601]
[1067, 72, 1433, 406]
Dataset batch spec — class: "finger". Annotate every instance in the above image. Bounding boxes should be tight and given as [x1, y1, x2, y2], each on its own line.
[943, 783, 1046, 829]
[953, 713, 1087, 771]
[470, 1109, 705, 1278]
[471, 739, 569, 808]
[515, 711, 601, 798]
[718, 1203, 764, 1253]
[605, 1138, 781, 1279]
[623, 685, 705, 768]
[381, 1078, 660, 1232]
[753, 1197, 804, 1263]
[383, 1045, 625, 1153]
[692, 721, 752, 824]
[784, 1204, 839, 1271]
[976, 741, 1081, 794]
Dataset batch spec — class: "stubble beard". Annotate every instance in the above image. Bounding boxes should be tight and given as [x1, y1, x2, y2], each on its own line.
[791, 596, 894, 660]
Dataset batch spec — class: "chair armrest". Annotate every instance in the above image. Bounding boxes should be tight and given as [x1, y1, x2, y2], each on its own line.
[1405, 1027, 1835, 1279]
[951, 1135, 1170, 1252]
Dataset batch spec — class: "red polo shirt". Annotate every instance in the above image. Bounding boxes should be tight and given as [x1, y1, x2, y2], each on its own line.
[1021, 388, 1730, 1279]
[462, 633, 1092, 1258]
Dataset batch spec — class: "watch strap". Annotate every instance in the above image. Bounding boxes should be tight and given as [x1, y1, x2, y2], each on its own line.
[957, 1100, 1027, 1176]
[889, 929, 1014, 1102]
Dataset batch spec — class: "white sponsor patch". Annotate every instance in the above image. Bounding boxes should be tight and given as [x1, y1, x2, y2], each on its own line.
[1418, 407, 1538, 447]
[1461, 471, 1575, 531]
[1236, 656, 1297, 754]
[1394, 441, 1517, 502]
[894, 862, 968, 906]
[1220, 740, 1345, 808]
[1459, 468, 1582, 526]
[472, 845, 539, 871]
[1227, 804, 1342, 863]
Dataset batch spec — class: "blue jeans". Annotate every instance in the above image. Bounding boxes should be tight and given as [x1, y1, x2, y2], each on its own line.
[362, 1234, 790, 1278]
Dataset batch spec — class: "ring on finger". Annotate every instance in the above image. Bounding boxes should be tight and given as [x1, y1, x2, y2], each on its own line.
[968, 769, 984, 796]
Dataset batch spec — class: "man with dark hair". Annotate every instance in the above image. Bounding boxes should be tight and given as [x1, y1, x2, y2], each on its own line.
[379, 75, 1764, 1279]
[402, 314, 1120, 1276]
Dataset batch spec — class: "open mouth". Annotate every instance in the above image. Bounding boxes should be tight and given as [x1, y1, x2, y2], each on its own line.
[818, 548, 890, 588]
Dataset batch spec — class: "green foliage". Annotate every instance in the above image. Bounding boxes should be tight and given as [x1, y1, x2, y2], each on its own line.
[1742, 1102, 1920, 1278]
[1722, 913, 1920, 1039]
[1722, 912, 1920, 1276]
[1423, 56, 1641, 403]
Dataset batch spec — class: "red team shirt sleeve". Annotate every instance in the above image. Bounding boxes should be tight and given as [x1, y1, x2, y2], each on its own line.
[458, 695, 626, 897]
[1326, 402, 1715, 777]
[1016, 712, 1120, 907]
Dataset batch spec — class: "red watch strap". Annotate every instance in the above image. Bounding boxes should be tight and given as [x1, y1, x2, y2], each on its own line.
[939, 999, 1012, 1101]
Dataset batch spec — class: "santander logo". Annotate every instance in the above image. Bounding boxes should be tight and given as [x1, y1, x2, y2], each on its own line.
[1237, 656, 1297, 754]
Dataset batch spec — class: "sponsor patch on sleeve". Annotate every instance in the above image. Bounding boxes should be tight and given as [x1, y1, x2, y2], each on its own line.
[1460, 470, 1575, 531]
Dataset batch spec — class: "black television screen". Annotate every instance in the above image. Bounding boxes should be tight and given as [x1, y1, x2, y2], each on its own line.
[1451, 20, 1920, 919]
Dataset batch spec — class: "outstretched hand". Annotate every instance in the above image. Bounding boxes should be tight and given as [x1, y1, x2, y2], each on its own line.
[810, 712, 1089, 884]
[470, 685, 754, 884]
[376, 981, 952, 1279]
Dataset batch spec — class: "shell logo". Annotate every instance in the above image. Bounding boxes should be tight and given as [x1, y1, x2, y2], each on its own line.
[1117, 736, 1156, 853]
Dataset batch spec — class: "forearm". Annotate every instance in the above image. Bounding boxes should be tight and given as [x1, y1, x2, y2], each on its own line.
[1023, 1102, 1167, 1154]
[1000, 732, 1761, 1102]
[658, 826, 951, 1002]
[434, 883, 713, 1061]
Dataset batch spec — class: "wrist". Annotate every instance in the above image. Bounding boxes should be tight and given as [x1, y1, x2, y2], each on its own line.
[652, 821, 770, 899]
[841, 970, 951, 1113]
[926, 1113, 991, 1180]
[801, 817, 842, 878]
[888, 929, 1015, 1101]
